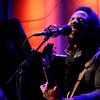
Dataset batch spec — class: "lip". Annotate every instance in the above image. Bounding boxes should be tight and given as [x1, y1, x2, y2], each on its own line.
[71, 25, 78, 32]
[72, 28, 78, 32]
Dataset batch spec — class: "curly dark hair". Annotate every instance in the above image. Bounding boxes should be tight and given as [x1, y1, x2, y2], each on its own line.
[75, 6, 100, 29]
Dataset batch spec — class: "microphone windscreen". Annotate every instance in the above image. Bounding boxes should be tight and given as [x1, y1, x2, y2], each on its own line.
[62, 24, 72, 36]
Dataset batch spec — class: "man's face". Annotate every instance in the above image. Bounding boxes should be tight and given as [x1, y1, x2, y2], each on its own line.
[67, 11, 89, 41]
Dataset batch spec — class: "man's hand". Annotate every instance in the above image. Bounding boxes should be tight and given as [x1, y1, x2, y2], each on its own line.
[40, 82, 62, 100]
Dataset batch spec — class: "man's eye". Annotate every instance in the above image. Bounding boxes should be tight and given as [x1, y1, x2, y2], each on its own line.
[80, 19, 83, 22]
[78, 18, 86, 23]
[78, 18, 84, 22]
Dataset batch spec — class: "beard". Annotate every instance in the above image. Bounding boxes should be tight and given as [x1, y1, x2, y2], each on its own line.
[66, 29, 88, 56]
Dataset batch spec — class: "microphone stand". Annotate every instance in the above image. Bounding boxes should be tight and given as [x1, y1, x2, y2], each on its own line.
[6, 35, 50, 100]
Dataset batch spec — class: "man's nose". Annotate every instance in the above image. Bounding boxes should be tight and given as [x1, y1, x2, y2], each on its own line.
[70, 19, 79, 28]
[71, 19, 78, 25]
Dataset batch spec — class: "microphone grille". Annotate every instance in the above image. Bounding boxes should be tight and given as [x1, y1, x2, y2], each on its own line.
[62, 24, 72, 36]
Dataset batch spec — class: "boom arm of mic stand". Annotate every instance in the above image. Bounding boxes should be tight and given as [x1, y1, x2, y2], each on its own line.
[6, 36, 50, 100]
[6, 36, 50, 84]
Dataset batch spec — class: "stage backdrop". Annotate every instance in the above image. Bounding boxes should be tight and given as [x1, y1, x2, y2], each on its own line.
[8, 0, 100, 54]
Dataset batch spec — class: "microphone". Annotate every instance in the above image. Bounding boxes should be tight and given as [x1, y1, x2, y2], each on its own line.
[32, 24, 72, 37]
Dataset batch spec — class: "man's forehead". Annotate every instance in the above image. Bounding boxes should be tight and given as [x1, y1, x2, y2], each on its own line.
[71, 11, 89, 18]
